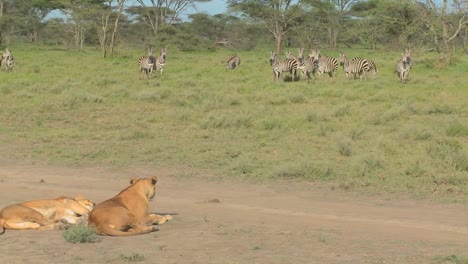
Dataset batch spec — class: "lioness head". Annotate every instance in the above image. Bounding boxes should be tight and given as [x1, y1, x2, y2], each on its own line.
[75, 195, 95, 211]
[130, 176, 158, 200]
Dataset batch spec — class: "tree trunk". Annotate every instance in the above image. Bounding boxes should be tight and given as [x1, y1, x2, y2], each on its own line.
[462, 27, 468, 55]
[110, 0, 125, 58]
[0, 0, 3, 17]
[328, 27, 338, 49]
[276, 35, 283, 55]
[441, 0, 452, 64]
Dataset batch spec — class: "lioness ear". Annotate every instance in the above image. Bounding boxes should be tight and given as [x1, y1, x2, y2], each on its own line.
[151, 176, 158, 185]
[130, 178, 137, 185]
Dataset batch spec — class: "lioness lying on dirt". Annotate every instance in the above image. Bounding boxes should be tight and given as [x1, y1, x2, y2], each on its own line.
[0, 196, 94, 235]
[88, 176, 172, 236]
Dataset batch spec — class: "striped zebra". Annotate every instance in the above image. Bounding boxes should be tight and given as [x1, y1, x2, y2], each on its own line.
[285, 51, 300, 81]
[309, 49, 338, 79]
[339, 52, 370, 80]
[138, 48, 155, 79]
[297, 48, 317, 81]
[1, 48, 14, 71]
[152, 48, 167, 76]
[396, 49, 412, 83]
[226, 54, 240, 70]
[269, 51, 298, 81]
[352, 57, 378, 78]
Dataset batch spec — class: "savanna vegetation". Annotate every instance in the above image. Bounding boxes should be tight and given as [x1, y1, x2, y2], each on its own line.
[0, 0, 466, 202]
[0, 44, 467, 202]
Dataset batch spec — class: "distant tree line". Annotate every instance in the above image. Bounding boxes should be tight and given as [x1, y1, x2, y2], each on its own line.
[0, 0, 466, 64]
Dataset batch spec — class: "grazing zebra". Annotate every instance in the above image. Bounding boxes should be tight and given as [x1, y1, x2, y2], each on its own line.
[153, 48, 167, 76]
[226, 54, 240, 70]
[339, 52, 370, 80]
[1, 48, 14, 71]
[396, 49, 412, 83]
[309, 49, 338, 79]
[269, 51, 298, 81]
[352, 57, 378, 78]
[297, 48, 317, 81]
[138, 48, 155, 79]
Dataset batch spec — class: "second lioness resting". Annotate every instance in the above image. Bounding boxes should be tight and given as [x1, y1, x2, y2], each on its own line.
[0, 196, 94, 235]
[88, 176, 172, 236]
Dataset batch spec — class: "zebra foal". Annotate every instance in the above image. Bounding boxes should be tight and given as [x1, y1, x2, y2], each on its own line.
[226, 54, 240, 70]
[339, 52, 370, 81]
[138, 48, 155, 79]
[1, 48, 14, 71]
[269, 51, 298, 82]
[396, 49, 412, 83]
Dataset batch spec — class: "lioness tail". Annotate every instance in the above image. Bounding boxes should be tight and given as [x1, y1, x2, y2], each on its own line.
[95, 224, 158, 236]
[0, 218, 5, 235]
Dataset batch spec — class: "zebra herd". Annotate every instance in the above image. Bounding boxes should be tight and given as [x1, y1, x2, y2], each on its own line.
[138, 47, 167, 79]
[0, 48, 14, 71]
[268, 48, 412, 83]
[1, 46, 411, 83]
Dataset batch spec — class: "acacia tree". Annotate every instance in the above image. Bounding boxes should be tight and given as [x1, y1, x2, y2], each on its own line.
[426, 0, 467, 64]
[133, 0, 210, 39]
[228, 0, 303, 54]
[302, 0, 356, 49]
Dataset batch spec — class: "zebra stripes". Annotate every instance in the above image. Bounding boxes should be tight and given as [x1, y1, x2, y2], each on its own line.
[1, 48, 14, 71]
[226, 54, 240, 70]
[138, 48, 155, 79]
[309, 50, 338, 79]
[396, 49, 412, 83]
[153, 48, 167, 76]
[297, 48, 317, 81]
[339, 52, 370, 80]
[352, 57, 378, 78]
[269, 51, 298, 81]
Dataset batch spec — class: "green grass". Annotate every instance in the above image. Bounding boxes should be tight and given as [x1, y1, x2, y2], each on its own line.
[0, 44, 467, 201]
[433, 255, 468, 264]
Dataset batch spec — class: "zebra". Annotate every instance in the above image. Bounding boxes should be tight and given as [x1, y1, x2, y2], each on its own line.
[338, 52, 370, 80]
[152, 47, 167, 76]
[285, 51, 300, 81]
[297, 48, 317, 82]
[352, 57, 378, 78]
[1, 48, 14, 71]
[269, 51, 298, 81]
[396, 49, 412, 83]
[138, 47, 155, 79]
[226, 54, 240, 70]
[309, 49, 338, 79]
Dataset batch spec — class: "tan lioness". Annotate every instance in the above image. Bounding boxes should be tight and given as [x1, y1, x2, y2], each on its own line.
[0, 196, 94, 234]
[88, 176, 172, 236]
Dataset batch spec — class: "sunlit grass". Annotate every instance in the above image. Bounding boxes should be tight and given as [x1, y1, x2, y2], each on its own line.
[0, 44, 467, 201]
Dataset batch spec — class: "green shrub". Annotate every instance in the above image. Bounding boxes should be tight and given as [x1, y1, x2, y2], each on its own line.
[121, 253, 145, 262]
[63, 224, 100, 244]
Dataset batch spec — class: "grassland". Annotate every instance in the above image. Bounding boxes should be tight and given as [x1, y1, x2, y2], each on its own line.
[0, 44, 467, 202]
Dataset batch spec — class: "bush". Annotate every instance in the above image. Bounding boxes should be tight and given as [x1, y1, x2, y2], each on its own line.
[63, 224, 100, 244]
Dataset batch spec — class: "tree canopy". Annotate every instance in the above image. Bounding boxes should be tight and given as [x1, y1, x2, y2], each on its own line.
[0, 0, 466, 64]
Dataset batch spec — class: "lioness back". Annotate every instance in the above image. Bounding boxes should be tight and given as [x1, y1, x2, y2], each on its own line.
[89, 176, 171, 236]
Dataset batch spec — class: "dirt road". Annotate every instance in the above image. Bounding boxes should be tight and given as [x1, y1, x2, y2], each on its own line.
[0, 162, 467, 264]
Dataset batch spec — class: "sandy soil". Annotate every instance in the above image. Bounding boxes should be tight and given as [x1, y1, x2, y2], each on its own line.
[0, 161, 467, 264]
